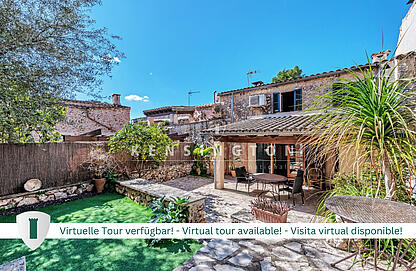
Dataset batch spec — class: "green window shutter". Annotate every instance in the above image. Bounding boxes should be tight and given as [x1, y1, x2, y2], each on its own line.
[294, 88, 302, 111]
[273, 93, 280, 113]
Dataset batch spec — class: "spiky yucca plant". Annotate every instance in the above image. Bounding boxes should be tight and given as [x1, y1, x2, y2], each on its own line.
[308, 60, 416, 200]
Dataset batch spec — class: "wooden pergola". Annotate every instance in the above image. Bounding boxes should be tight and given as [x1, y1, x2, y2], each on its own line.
[203, 114, 336, 189]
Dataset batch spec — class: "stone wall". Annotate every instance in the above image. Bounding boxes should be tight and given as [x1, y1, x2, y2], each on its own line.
[141, 162, 193, 182]
[56, 101, 130, 136]
[169, 119, 228, 144]
[218, 74, 350, 122]
[115, 179, 206, 223]
[218, 54, 416, 123]
[0, 182, 94, 210]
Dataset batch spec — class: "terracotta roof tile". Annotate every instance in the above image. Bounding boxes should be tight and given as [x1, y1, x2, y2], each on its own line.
[203, 113, 323, 136]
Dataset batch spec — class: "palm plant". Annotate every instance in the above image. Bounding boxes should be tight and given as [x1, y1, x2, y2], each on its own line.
[308, 60, 416, 200]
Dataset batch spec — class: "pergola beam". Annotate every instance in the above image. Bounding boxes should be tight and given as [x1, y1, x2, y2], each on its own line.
[213, 135, 302, 144]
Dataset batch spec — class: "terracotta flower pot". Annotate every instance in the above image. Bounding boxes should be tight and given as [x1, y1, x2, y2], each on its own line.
[196, 168, 201, 175]
[231, 170, 236, 178]
[251, 207, 288, 223]
[94, 178, 106, 193]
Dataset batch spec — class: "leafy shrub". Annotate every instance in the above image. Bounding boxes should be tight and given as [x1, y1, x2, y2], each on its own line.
[190, 144, 212, 176]
[103, 170, 117, 192]
[146, 196, 190, 246]
[148, 196, 190, 223]
[108, 122, 173, 176]
[250, 197, 290, 216]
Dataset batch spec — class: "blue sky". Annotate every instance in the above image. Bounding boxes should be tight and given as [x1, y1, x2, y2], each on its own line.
[87, 0, 410, 119]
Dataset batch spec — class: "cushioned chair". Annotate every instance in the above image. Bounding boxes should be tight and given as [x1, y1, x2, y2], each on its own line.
[282, 170, 305, 206]
[235, 166, 255, 194]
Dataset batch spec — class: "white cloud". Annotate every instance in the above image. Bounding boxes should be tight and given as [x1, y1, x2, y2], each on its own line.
[149, 72, 153, 76]
[125, 95, 150, 102]
[101, 54, 121, 63]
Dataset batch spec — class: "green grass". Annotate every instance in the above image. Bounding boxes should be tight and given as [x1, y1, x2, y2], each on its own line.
[0, 193, 202, 271]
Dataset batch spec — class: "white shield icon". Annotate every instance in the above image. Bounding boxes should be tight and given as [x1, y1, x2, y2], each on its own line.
[16, 211, 50, 250]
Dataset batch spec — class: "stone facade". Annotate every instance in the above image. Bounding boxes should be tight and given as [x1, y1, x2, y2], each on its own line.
[218, 72, 356, 122]
[169, 119, 228, 144]
[56, 97, 130, 137]
[141, 162, 194, 182]
[115, 179, 206, 223]
[217, 53, 416, 123]
[0, 182, 94, 210]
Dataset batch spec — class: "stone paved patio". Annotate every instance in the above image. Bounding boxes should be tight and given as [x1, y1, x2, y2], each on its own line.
[0, 257, 26, 271]
[164, 176, 322, 223]
[165, 176, 402, 271]
[174, 239, 375, 271]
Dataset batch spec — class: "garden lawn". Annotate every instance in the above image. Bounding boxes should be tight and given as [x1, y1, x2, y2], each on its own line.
[0, 193, 202, 271]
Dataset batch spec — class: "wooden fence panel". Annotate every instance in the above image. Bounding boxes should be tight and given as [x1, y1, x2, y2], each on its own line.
[0, 142, 194, 196]
[0, 143, 94, 196]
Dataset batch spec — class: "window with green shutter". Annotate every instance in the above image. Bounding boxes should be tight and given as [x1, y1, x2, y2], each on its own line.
[273, 92, 280, 113]
[294, 88, 302, 111]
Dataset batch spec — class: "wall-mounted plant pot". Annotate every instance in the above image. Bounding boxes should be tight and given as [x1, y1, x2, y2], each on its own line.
[251, 207, 288, 223]
[94, 178, 106, 193]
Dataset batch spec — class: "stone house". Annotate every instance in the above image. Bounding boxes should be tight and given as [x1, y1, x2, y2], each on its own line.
[204, 51, 416, 189]
[141, 106, 196, 125]
[139, 103, 227, 143]
[56, 94, 130, 140]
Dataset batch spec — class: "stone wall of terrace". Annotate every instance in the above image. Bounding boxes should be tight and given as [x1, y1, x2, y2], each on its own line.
[0, 182, 94, 211]
[115, 179, 206, 223]
[141, 162, 193, 182]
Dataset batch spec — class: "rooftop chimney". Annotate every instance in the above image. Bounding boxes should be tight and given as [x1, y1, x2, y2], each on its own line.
[371, 50, 391, 64]
[252, 81, 264, 87]
[112, 94, 121, 105]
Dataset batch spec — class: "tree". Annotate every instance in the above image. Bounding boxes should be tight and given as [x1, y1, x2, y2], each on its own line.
[0, 0, 123, 142]
[108, 122, 173, 175]
[309, 62, 416, 199]
[272, 66, 303, 83]
[0, 84, 66, 143]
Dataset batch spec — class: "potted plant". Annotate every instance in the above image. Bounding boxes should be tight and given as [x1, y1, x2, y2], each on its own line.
[83, 146, 116, 193]
[229, 157, 240, 178]
[230, 162, 236, 178]
[192, 145, 212, 176]
[250, 197, 291, 223]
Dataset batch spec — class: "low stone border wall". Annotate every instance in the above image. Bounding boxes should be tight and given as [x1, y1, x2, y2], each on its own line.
[115, 179, 206, 223]
[0, 182, 94, 211]
[141, 162, 193, 183]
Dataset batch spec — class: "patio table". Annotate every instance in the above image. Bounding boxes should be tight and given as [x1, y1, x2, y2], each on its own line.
[325, 196, 416, 270]
[252, 173, 288, 200]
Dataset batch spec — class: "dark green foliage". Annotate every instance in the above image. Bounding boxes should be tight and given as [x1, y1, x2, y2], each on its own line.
[109, 122, 173, 161]
[0, 84, 66, 143]
[103, 170, 117, 192]
[190, 145, 212, 176]
[309, 60, 416, 199]
[272, 66, 303, 83]
[146, 196, 190, 246]
[0, 0, 123, 142]
[147, 196, 190, 224]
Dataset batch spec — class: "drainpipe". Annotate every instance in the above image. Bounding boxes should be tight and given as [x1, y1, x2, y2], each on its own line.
[231, 91, 234, 123]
